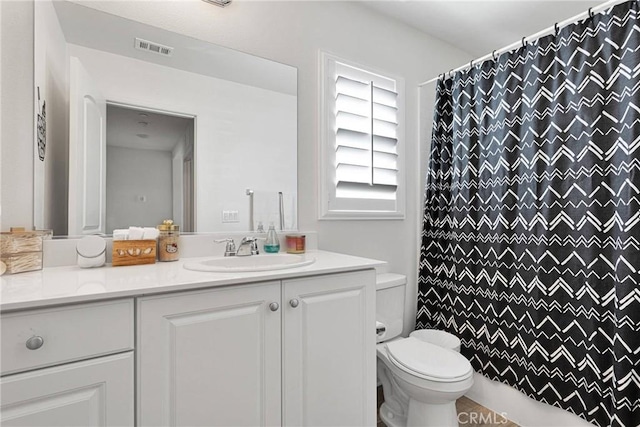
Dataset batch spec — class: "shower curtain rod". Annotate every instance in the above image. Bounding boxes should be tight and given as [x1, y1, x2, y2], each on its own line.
[418, 0, 625, 87]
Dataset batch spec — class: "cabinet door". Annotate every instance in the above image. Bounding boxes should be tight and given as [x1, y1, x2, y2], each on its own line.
[283, 270, 376, 426]
[0, 352, 134, 426]
[138, 282, 281, 427]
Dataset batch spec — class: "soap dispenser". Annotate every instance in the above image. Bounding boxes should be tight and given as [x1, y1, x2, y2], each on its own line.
[264, 223, 280, 253]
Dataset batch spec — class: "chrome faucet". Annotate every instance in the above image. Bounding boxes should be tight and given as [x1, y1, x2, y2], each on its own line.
[236, 237, 260, 256]
[215, 238, 236, 257]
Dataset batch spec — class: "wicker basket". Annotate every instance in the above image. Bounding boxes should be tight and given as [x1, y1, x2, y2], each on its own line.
[0, 229, 51, 274]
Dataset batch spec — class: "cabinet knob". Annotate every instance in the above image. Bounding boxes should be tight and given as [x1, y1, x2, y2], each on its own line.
[289, 298, 299, 308]
[269, 302, 280, 312]
[26, 335, 44, 350]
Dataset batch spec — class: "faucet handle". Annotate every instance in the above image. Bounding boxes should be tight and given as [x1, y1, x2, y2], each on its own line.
[214, 238, 236, 257]
[239, 237, 260, 255]
[240, 236, 259, 246]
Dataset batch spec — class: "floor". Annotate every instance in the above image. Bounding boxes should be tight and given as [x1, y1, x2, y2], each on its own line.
[377, 386, 519, 427]
[455, 397, 518, 427]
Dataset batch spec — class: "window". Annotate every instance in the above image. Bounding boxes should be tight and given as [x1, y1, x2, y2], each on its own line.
[319, 52, 405, 219]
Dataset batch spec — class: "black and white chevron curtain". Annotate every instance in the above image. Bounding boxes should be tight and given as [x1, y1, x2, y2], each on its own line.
[417, 2, 640, 426]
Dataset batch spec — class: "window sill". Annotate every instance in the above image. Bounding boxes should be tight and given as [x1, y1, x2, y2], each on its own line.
[318, 210, 405, 221]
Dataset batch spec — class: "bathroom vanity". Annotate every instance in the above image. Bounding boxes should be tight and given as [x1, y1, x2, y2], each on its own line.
[0, 251, 380, 426]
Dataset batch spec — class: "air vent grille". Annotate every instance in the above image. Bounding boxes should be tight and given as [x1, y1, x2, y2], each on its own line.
[202, 0, 232, 7]
[134, 38, 174, 57]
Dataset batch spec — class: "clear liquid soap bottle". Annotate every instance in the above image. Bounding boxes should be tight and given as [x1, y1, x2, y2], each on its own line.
[264, 223, 280, 253]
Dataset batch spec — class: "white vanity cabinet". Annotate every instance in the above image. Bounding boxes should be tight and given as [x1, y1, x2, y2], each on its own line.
[138, 281, 283, 426]
[0, 300, 135, 426]
[137, 269, 376, 426]
[282, 271, 376, 426]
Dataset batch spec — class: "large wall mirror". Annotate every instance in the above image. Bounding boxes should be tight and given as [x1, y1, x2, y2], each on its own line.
[34, 0, 297, 237]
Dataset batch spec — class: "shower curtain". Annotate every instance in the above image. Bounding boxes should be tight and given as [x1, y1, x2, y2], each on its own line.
[417, 2, 639, 426]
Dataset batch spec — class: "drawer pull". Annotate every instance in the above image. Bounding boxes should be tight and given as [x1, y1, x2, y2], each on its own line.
[25, 335, 44, 350]
[289, 299, 299, 308]
[269, 302, 279, 312]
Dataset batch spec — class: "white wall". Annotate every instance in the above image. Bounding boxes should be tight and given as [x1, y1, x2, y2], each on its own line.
[0, 1, 34, 232]
[67, 44, 297, 233]
[106, 146, 173, 232]
[33, 0, 69, 235]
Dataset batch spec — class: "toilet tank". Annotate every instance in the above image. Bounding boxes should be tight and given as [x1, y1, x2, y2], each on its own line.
[376, 273, 406, 343]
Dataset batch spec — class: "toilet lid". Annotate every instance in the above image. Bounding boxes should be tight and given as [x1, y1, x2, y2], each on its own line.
[409, 329, 461, 351]
[386, 337, 472, 381]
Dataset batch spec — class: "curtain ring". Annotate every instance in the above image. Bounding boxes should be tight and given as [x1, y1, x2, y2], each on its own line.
[470, 59, 473, 68]
[492, 50, 497, 61]
[522, 37, 527, 48]
[554, 23, 559, 36]
[588, 7, 594, 18]
[448, 69, 454, 79]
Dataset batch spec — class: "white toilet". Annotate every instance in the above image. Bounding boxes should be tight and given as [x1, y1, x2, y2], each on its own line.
[376, 273, 473, 427]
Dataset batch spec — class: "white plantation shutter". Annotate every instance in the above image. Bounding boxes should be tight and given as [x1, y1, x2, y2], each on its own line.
[320, 53, 404, 219]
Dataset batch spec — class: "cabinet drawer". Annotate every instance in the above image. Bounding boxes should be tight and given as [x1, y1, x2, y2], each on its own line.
[1, 299, 134, 375]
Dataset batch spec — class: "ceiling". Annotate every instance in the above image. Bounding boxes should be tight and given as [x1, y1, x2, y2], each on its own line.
[361, 0, 608, 57]
[55, 1, 297, 95]
[107, 105, 193, 152]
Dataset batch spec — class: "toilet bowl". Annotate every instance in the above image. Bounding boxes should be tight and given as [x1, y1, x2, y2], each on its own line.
[377, 337, 473, 427]
[375, 273, 473, 427]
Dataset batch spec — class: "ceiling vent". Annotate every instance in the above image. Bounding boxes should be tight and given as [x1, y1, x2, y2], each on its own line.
[202, 0, 232, 7]
[134, 38, 174, 57]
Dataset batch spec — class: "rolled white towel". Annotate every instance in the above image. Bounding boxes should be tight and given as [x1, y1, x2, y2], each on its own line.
[142, 227, 159, 240]
[112, 229, 129, 241]
[128, 226, 144, 240]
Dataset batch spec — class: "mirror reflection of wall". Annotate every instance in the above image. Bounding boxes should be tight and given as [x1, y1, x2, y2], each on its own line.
[34, 0, 298, 236]
[106, 105, 195, 234]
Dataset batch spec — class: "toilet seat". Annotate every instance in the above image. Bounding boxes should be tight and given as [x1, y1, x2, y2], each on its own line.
[385, 337, 472, 382]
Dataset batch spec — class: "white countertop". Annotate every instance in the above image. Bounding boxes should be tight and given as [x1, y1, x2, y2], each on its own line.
[0, 251, 384, 312]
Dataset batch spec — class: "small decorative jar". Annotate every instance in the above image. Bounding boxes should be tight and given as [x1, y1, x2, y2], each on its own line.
[76, 235, 106, 268]
[286, 234, 306, 254]
[157, 220, 180, 262]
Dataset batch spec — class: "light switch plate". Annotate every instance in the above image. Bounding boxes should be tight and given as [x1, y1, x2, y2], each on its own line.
[222, 210, 240, 223]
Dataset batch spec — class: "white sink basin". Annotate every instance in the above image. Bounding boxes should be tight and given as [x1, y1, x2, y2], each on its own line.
[184, 253, 316, 272]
